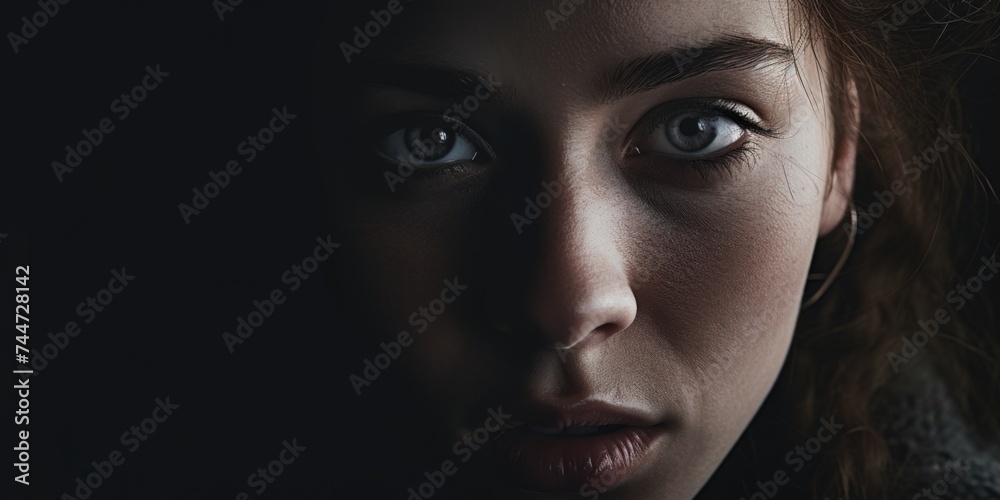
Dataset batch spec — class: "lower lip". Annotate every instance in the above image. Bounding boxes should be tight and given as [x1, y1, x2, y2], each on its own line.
[490, 424, 668, 493]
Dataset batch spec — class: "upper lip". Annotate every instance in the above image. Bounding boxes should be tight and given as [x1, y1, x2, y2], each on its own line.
[502, 399, 658, 430]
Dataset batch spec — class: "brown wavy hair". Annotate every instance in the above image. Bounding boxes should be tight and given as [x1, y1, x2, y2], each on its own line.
[785, 0, 1000, 497]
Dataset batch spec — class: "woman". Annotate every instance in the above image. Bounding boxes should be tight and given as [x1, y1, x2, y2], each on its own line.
[318, 0, 1000, 498]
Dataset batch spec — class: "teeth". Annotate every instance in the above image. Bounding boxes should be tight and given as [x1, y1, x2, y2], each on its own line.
[566, 426, 601, 435]
[527, 425, 563, 435]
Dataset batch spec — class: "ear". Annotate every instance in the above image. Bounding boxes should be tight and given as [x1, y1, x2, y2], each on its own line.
[818, 76, 859, 237]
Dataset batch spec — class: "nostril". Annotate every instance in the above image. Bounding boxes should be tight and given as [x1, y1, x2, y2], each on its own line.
[593, 321, 625, 338]
[552, 309, 635, 351]
[523, 188, 638, 350]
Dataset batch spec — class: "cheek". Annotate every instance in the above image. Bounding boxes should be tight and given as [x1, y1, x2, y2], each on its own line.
[669, 194, 813, 409]
[640, 152, 826, 372]
[327, 192, 506, 401]
[635, 130, 830, 367]
[623, 153, 828, 491]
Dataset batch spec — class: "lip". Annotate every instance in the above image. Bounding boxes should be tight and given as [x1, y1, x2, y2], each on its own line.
[490, 400, 670, 493]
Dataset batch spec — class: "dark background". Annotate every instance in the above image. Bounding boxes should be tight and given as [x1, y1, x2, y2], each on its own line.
[1, 1, 998, 499]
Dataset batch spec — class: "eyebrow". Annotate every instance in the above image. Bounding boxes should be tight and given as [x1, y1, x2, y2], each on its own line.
[350, 35, 793, 107]
[599, 35, 795, 102]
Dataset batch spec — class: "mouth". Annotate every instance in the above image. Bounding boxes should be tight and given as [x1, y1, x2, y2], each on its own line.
[524, 424, 627, 436]
[489, 401, 670, 493]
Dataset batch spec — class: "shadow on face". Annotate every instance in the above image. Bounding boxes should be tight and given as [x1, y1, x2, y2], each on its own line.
[317, 1, 853, 498]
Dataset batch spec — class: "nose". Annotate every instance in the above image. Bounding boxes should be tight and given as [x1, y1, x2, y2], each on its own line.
[526, 177, 637, 350]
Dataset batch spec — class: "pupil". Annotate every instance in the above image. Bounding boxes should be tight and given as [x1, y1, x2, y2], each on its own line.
[679, 117, 703, 137]
[668, 113, 719, 153]
[406, 121, 456, 161]
[431, 128, 448, 144]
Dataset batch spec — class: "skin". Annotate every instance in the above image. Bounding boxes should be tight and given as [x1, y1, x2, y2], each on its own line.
[322, 0, 858, 498]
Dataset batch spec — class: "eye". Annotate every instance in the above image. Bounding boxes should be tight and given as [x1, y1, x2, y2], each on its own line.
[373, 114, 492, 168]
[628, 101, 763, 158]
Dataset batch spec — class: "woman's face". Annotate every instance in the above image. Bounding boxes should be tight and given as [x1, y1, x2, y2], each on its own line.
[325, 0, 854, 497]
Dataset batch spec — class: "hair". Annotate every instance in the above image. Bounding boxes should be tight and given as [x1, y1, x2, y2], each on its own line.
[781, 0, 1000, 497]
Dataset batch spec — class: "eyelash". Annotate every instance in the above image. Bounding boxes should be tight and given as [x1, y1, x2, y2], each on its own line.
[645, 100, 772, 135]
[365, 113, 493, 184]
[369, 100, 775, 185]
[676, 142, 762, 182]
[635, 100, 775, 181]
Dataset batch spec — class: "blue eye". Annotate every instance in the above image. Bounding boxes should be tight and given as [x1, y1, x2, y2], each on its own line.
[374, 114, 490, 168]
[635, 110, 745, 157]
[628, 101, 765, 159]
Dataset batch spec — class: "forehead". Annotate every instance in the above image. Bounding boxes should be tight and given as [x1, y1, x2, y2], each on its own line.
[362, 0, 798, 68]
